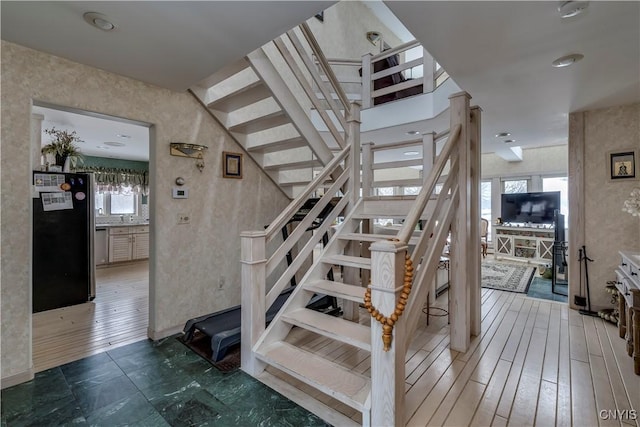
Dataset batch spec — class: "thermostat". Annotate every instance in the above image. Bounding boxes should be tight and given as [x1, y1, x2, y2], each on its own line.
[172, 187, 189, 199]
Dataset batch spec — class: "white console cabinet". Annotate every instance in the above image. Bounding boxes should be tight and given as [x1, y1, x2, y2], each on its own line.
[494, 225, 554, 264]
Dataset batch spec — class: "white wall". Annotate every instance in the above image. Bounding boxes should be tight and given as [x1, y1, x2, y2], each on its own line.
[1, 41, 289, 385]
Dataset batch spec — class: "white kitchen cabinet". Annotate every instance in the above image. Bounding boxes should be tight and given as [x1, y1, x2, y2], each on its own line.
[108, 226, 149, 262]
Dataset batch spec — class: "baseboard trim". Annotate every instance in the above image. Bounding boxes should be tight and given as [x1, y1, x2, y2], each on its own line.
[147, 324, 183, 341]
[1, 367, 34, 389]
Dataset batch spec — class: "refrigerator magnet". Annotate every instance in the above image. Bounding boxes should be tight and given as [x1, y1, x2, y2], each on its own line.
[60, 182, 71, 191]
[75, 192, 86, 201]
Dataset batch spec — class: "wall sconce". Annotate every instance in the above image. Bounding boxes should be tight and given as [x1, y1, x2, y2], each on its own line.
[170, 142, 208, 172]
[366, 31, 382, 45]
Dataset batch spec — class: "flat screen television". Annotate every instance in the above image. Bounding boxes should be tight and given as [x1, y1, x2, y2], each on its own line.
[500, 191, 561, 224]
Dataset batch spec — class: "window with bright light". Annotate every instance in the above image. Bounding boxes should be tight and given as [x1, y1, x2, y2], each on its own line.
[403, 186, 420, 196]
[503, 179, 528, 194]
[95, 186, 140, 217]
[481, 181, 492, 241]
[110, 194, 136, 214]
[543, 176, 568, 219]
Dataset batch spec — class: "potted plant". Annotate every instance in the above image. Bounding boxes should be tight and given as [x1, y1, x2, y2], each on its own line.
[41, 127, 83, 170]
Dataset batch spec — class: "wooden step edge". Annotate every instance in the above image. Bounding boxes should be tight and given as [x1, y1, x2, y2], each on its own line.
[227, 111, 288, 133]
[338, 233, 419, 246]
[256, 341, 371, 411]
[322, 254, 371, 270]
[254, 370, 361, 427]
[281, 308, 370, 351]
[206, 80, 267, 110]
[305, 280, 365, 303]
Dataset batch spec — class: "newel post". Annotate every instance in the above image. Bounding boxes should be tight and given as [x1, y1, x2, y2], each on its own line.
[361, 53, 372, 109]
[240, 230, 267, 375]
[449, 91, 472, 353]
[469, 106, 482, 336]
[347, 101, 362, 210]
[369, 239, 407, 427]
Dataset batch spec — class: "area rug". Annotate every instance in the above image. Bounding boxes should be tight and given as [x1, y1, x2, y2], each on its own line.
[481, 260, 535, 293]
[178, 332, 241, 372]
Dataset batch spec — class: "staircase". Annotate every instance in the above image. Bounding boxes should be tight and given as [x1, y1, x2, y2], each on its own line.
[189, 19, 481, 426]
[190, 23, 350, 199]
[249, 196, 439, 425]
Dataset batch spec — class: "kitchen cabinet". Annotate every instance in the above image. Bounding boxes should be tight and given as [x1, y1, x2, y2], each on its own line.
[108, 225, 149, 262]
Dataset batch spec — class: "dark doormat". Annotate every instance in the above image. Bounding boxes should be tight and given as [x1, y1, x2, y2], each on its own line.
[178, 332, 241, 373]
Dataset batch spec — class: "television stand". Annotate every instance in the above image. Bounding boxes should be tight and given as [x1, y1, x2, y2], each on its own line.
[494, 225, 554, 265]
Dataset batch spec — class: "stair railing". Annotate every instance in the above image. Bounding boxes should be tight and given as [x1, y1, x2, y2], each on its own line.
[272, 22, 350, 150]
[368, 92, 479, 426]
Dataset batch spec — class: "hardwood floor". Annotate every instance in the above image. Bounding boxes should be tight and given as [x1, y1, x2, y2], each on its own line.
[271, 289, 639, 426]
[32, 261, 149, 373]
[30, 266, 638, 426]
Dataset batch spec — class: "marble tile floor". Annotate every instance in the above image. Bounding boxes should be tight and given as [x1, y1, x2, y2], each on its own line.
[526, 276, 568, 303]
[1, 337, 330, 426]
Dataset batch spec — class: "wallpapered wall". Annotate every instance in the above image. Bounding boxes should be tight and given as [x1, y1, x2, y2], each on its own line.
[0, 41, 290, 383]
[570, 103, 640, 310]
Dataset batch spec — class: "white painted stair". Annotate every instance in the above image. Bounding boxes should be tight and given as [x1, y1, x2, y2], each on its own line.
[249, 196, 431, 424]
[190, 36, 343, 199]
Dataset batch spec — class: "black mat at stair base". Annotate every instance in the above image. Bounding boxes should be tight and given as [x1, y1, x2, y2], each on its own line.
[178, 332, 240, 373]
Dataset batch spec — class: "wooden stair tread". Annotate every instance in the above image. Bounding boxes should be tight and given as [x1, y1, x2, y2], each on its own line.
[305, 280, 365, 303]
[339, 232, 419, 245]
[246, 136, 307, 153]
[255, 370, 361, 427]
[207, 81, 272, 112]
[256, 341, 371, 411]
[322, 254, 371, 269]
[228, 111, 289, 134]
[281, 308, 370, 351]
[263, 159, 322, 172]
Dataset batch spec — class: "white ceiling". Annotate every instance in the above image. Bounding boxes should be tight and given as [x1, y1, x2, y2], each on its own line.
[4, 1, 639, 162]
[33, 104, 150, 161]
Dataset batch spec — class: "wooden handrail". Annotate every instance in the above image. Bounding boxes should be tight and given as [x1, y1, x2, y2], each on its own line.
[397, 124, 461, 244]
[264, 145, 349, 240]
[299, 22, 350, 110]
[371, 40, 421, 62]
[323, 58, 361, 66]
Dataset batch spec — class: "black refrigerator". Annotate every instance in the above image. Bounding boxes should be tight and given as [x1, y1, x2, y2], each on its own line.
[32, 171, 95, 313]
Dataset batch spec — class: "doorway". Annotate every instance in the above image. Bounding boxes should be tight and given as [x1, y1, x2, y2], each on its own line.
[31, 102, 152, 372]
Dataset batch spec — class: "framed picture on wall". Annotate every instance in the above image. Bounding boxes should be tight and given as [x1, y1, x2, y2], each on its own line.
[223, 152, 243, 179]
[609, 150, 636, 180]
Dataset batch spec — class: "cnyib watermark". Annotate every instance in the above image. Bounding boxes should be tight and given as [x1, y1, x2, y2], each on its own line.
[599, 409, 637, 421]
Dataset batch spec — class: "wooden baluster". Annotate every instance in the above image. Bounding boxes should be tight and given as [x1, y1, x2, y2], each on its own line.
[362, 141, 374, 198]
[240, 230, 267, 376]
[422, 48, 435, 93]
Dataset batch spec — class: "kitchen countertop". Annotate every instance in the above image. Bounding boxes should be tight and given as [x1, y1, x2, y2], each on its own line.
[96, 222, 149, 228]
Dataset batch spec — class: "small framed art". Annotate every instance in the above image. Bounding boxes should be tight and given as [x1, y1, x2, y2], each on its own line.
[223, 152, 243, 179]
[609, 150, 636, 180]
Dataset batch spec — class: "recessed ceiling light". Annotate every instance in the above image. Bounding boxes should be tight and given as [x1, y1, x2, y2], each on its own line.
[404, 150, 420, 156]
[83, 12, 117, 31]
[96, 145, 110, 150]
[406, 131, 421, 135]
[104, 141, 125, 147]
[558, 1, 589, 18]
[496, 132, 511, 138]
[116, 134, 131, 139]
[504, 139, 516, 143]
[552, 53, 584, 68]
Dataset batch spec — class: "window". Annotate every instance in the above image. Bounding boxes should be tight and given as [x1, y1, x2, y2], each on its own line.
[503, 179, 528, 194]
[403, 186, 420, 196]
[543, 176, 568, 219]
[95, 185, 140, 217]
[481, 181, 492, 241]
[375, 187, 394, 225]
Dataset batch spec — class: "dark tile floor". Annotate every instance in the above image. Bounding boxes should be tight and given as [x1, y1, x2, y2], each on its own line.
[527, 276, 568, 303]
[1, 337, 330, 426]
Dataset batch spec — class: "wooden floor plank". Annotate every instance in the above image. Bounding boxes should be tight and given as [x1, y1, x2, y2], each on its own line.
[535, 380, 557, 427]
[541, 306, 561, 384]
[470, 358, 512, 426]
[571, 359, 599, 427]
[442, 380, 486, 427]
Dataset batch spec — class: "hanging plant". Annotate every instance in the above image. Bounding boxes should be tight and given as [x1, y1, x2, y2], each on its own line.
[41, 127, 84, 168]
